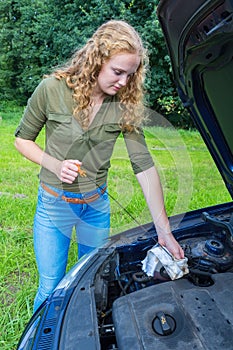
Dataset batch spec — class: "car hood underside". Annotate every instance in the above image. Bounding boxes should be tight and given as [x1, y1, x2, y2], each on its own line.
[157, 0, 233, 197]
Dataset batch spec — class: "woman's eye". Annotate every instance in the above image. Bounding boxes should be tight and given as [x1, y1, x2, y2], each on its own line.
[114, 70, 122, 76]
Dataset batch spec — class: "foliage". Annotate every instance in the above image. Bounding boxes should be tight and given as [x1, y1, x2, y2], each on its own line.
[0, 0, 193, 128]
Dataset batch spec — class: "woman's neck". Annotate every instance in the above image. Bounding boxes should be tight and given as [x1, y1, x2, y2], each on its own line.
[91, 85, 107, 105]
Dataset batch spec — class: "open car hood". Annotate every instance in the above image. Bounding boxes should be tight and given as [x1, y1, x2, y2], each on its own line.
[157, 0, 233, 198]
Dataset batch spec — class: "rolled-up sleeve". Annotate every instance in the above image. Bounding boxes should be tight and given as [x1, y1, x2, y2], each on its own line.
[15, 80, 47, 140]
[123, 128, 154, 174]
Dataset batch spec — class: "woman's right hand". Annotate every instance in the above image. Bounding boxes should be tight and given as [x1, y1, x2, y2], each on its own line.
[57, 159, 82, 184]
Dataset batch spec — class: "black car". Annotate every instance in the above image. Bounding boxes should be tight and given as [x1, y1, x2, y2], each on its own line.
[17, 0, 233, 349]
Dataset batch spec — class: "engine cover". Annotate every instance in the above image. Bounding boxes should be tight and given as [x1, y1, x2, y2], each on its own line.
[112, 273, 233, 349]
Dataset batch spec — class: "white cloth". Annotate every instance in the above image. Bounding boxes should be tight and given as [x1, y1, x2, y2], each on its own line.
[141, 244, 189, 280]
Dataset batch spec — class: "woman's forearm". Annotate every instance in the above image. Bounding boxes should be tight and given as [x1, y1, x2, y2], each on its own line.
[14, 137, 81, 184]
[136, 166, 171, 236]
[14, 137, 60, 174]
[136, 165, 184, 259]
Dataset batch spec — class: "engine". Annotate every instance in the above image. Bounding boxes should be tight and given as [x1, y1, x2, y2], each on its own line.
[95, 213, 233, 349]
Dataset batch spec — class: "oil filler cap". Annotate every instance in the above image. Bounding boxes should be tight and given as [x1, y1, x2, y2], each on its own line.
[152, 311, 176, 336]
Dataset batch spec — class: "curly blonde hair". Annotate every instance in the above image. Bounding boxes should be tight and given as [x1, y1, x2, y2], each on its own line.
[53, 20, 148, 131]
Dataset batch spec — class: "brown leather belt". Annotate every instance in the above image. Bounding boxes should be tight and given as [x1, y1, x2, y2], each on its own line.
[41, 182, 106, 204]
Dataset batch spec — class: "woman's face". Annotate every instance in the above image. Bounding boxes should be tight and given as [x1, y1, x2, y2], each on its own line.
[95, 52, 140, 97]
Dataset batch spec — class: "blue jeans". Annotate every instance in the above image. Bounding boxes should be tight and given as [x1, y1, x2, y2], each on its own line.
[33, 183, 110, 312]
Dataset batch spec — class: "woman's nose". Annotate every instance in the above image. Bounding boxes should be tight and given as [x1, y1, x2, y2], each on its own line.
[118, 74, 128, 87]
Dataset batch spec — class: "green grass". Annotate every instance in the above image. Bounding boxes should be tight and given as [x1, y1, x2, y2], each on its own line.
[0, 105, 231, 349]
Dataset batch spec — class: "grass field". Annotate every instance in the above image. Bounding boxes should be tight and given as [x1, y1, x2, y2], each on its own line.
[0, 104, 231, 349]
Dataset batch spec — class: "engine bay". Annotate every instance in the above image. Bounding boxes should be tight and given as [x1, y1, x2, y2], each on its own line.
[95, 210, 233, 349]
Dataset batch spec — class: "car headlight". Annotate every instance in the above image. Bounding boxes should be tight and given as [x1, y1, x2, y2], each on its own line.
[54, 250, 95, 291]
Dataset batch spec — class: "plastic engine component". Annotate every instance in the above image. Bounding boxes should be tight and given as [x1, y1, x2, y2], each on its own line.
[112, 273, 233, 350]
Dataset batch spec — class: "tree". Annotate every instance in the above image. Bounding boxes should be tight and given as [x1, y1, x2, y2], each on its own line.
[0, 0, 191, 127]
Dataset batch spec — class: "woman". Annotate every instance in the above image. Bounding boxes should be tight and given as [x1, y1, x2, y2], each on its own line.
[15, 20, 184, 312]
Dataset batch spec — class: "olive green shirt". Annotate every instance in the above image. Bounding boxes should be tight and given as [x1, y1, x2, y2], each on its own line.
[15, 76, 154, 192]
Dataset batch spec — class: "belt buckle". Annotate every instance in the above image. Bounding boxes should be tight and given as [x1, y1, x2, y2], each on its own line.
[63, 196, 83, 204]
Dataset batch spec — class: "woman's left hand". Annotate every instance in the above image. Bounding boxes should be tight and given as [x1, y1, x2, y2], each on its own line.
[158, 233, 184, 260]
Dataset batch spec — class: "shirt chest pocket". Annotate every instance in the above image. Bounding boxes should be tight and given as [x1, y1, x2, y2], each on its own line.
[89, 124, 121, 144]
[104, 124, 121, 137]
[46, 114, 82, 146]
[87, 125, 121, 162]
